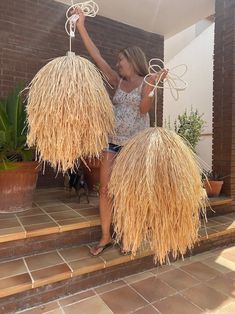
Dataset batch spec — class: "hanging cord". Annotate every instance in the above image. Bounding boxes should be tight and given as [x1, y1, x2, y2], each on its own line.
[144, 58, 188, 126]
[65, 0, 99, 52]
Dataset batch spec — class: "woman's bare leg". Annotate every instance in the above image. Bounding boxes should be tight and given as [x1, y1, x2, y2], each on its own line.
[90, 151, 117, 254]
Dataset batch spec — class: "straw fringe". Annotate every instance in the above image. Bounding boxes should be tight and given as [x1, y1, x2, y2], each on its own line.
[26, 54, 114, 172]
[109, 127, 207, 264]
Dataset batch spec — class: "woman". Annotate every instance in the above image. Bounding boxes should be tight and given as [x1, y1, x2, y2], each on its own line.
[75, 9, 167, 256]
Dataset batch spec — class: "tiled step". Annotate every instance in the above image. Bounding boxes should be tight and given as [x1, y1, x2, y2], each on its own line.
[15, 245, 235, 314]
[0, 212, 235, 314]
[207, 196, 233, 217]
[0, 188, 102, 262]
[0, 188, 233, 263]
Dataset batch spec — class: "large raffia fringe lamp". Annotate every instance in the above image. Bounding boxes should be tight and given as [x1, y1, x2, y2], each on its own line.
[109, 59, 207, 264]
[26, 1, 114, 173]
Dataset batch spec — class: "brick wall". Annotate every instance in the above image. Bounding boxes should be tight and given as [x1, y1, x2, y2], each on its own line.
[0, 0, 164, 187]
[213, 0, 235, 201]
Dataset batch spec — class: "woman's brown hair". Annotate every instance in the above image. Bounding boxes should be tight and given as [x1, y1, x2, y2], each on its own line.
[120, 46, 148, 77]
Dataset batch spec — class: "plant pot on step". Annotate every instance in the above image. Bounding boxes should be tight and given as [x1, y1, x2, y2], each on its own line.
[204, 180, 224, 197]
[82, 157, 101, 191]
[0, 162, 40, 213]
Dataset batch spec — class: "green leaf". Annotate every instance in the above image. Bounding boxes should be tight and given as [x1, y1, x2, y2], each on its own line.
[21, 149, 34, 162]
[5, 83, 25, 149]
[0, 105, 9, 132]
[0, 130, 6, 145]
[0, 84, 34, 163]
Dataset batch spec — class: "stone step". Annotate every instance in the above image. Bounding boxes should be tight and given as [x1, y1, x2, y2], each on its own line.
[0, 212, 235, 314]
[0, 188, 233, 262]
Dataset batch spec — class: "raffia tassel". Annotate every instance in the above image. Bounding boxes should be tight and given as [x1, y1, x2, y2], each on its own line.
[109, 127, 207, 265]
[26, 54, 114, 172]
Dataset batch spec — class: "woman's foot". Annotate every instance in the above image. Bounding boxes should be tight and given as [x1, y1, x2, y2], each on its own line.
[119, 246, 132, 256]
[90, 240, 113, 256]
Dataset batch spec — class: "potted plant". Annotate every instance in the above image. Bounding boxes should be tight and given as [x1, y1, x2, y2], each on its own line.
[0, 85, 40, 213]
[203, 171, 226, 197]
[174, 108, 205, 151]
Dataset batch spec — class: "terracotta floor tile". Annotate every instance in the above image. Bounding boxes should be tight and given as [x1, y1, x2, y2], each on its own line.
[180, 261, 221, 281]
[210, 216, 234, 224]
[16, 301, 60, 314]
[170, 256, 196, 267]
[192, 250, 219, 261]
[0, 213, 17, 220]
[24, 222, 59, 237]
[100, 285, 148, 313]
[48, 210, 80, 221]
[0, 273, 32, 297]
[86, 215, 101, 226]
[16, 207, 45, 217]
[132, 305, 159, 314]
[69, 256, 104, 276]
[101, 246, 132, 267]
[158, 268, 200, 291]
[202, 257, 233, 274]
[218, 302, 235, 314]
[226, 221, 235, 229]
[31, 263, 71, 288]
[42, 205, 71, 213]
[208, 255, 235, 272]
[211, 224, 231, 232]
[64, 202, 94, 210]
[59, 289, 95, 307]
[58, 246, 91, 262]
[43, 309, 64, 314]
[182, 283, 232, 311]
[95, 280, 126, 294]
[225, 271, 235, 280]
[150, 264, 177, 275]
[0, 259, 27, 279]
[198, 228, 217, 237]
[124, 271, 154, 284]
[205, 220, 222, 227]
[0, 217, 21, 228]
[226, 213, 235, 219]
[153, 293, 203, 314]
[25, 251, 65, 271]
[63, 295, 113, 314]
[34, 201, 62, 207]
[18, 214, 54, 226]
[206, 274, 235, 298]
[75, 207, 99, 217]
[0, 226, 25, 242]
[131, 276, 176, 302]
[221, 247, 235, 263]
[56, 217, 90, 232]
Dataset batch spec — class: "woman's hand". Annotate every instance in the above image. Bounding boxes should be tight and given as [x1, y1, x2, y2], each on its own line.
[158, 68, 168, 81]
[73, 7, 85, 30]
[149, 69, 168, 84]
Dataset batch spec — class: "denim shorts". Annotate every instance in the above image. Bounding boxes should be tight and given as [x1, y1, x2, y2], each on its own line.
[104, 143, 122, 153]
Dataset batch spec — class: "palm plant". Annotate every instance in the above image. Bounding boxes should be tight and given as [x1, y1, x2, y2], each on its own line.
[0, 84, 34, 170]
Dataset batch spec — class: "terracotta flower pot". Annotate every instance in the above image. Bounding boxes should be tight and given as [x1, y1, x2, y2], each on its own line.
[82, 158, 101, 191]
[0, 161, 40, 213]
[204, 180, 224, 197]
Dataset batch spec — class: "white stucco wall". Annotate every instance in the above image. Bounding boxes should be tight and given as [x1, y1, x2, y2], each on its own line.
[164, 22, 214, 169]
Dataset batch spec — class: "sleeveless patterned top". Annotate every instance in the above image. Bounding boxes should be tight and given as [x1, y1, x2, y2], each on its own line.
[109, 79, 150, 146]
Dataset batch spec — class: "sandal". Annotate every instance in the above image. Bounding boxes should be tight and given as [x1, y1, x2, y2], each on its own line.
[90, 241, 113, 256]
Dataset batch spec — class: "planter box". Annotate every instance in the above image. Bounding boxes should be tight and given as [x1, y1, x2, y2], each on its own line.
[0, 162, 40, 213]
[204, 180, 224, 197]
